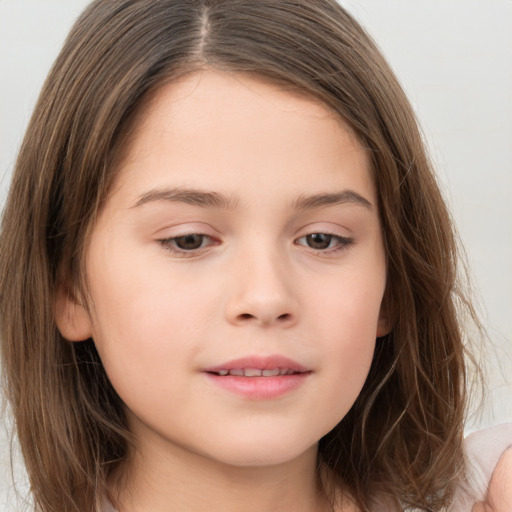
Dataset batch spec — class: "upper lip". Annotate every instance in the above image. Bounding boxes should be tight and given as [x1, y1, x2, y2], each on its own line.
[204, 355, 310, 374]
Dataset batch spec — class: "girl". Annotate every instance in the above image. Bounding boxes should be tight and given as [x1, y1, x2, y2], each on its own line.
[0, 1, 510, 511]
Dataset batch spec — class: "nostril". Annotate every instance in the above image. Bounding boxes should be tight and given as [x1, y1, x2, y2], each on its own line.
[236, 312, 292, 323]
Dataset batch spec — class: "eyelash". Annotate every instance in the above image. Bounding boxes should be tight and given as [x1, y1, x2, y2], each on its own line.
[294, 233, 354, 254]
[158, 232, 353, 257]
[158, 234, 218, 256]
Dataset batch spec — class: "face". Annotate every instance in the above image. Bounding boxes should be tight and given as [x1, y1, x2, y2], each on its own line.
[58, 70, 387, 469]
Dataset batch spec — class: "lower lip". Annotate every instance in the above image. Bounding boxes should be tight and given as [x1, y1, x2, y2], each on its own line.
[204, 373, 310, 400]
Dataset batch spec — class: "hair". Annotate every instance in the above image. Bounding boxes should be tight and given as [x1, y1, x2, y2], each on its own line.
[0, 1, 482, 511]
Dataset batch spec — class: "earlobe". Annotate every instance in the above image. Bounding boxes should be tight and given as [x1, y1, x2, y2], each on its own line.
[376, 305, 393, 337]
[376, 316, 391, 338]
[54, 284, 93, 342]
[377, 292, 393, 338]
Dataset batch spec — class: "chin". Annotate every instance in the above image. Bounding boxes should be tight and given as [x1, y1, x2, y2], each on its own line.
[201, 432, 320, 468]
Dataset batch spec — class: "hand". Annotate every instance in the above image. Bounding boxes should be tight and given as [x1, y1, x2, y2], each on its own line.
[472, 448, 512, 512]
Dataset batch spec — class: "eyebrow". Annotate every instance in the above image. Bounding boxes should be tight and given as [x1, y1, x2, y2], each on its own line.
[132, 187, 372, 211]
[290, 190, 373, 211]
[132, 188, 239, 210]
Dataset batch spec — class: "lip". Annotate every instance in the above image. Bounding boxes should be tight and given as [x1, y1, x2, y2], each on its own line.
[204, 355, 310, 374]
[203, 355, 311, 400]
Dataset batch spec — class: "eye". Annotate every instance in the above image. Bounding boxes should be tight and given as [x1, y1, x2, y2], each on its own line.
[159, 233, 217, 255]
[295, 233, 353, 252]
[173, 234, 208, 250]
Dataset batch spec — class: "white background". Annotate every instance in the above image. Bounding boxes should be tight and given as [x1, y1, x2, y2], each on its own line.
[1, 1, 511, 509]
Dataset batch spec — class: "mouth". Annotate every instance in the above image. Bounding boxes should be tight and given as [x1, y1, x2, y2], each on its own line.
[210, 368, 304, 377]
[203, 356, 311, 399]
[204, 355, 310, 376]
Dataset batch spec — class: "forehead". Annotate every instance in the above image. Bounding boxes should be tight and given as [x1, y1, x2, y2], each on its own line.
[110, 70, 374, 206]
[140, 70, 346, 130]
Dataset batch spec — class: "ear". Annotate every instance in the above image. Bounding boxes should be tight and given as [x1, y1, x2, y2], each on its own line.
[54, 283, 93, 342]
[376, 314, 391, 338]
[376, 297, 392, 338]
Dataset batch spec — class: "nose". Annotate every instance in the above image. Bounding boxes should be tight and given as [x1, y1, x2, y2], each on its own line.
[224, 247, 299, 328]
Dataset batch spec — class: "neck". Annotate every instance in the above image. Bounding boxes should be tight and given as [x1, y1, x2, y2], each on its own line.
[109, 435, 334, 512]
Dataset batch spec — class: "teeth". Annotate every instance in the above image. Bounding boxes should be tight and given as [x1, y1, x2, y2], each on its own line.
[244, 368, 262, 377]
[215, 368, 298, 377]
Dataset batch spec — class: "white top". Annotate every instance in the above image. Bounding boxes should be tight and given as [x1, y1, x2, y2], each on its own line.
[448, 423, 512, 511]
[103, 424, 512, 512]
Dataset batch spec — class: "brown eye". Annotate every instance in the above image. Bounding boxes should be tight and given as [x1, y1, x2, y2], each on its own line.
[295, 232, 354, 253]
[174, 234, 206, 250]
[159, 233, 219, 256]
[305, 233, 333, 250]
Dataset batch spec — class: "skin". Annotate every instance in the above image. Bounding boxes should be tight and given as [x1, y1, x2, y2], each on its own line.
[472, 448, 512, 512]
[56, 70, 389, 512]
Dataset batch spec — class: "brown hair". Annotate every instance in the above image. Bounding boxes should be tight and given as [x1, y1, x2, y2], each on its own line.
[0, 1, 480, 511]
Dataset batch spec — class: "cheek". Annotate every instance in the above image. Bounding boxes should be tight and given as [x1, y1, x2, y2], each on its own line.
[84, 249, 217, 402]
[307, 261, 385, 344]
[299, 315, 376, 443]
[321, 311, 377, 404]
[88, 238, 216, 337]
[301, 270, 383, 428]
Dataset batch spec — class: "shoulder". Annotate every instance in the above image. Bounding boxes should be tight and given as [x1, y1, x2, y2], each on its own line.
[102, 496, 118, 512]
[449, 423, 512, 511]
